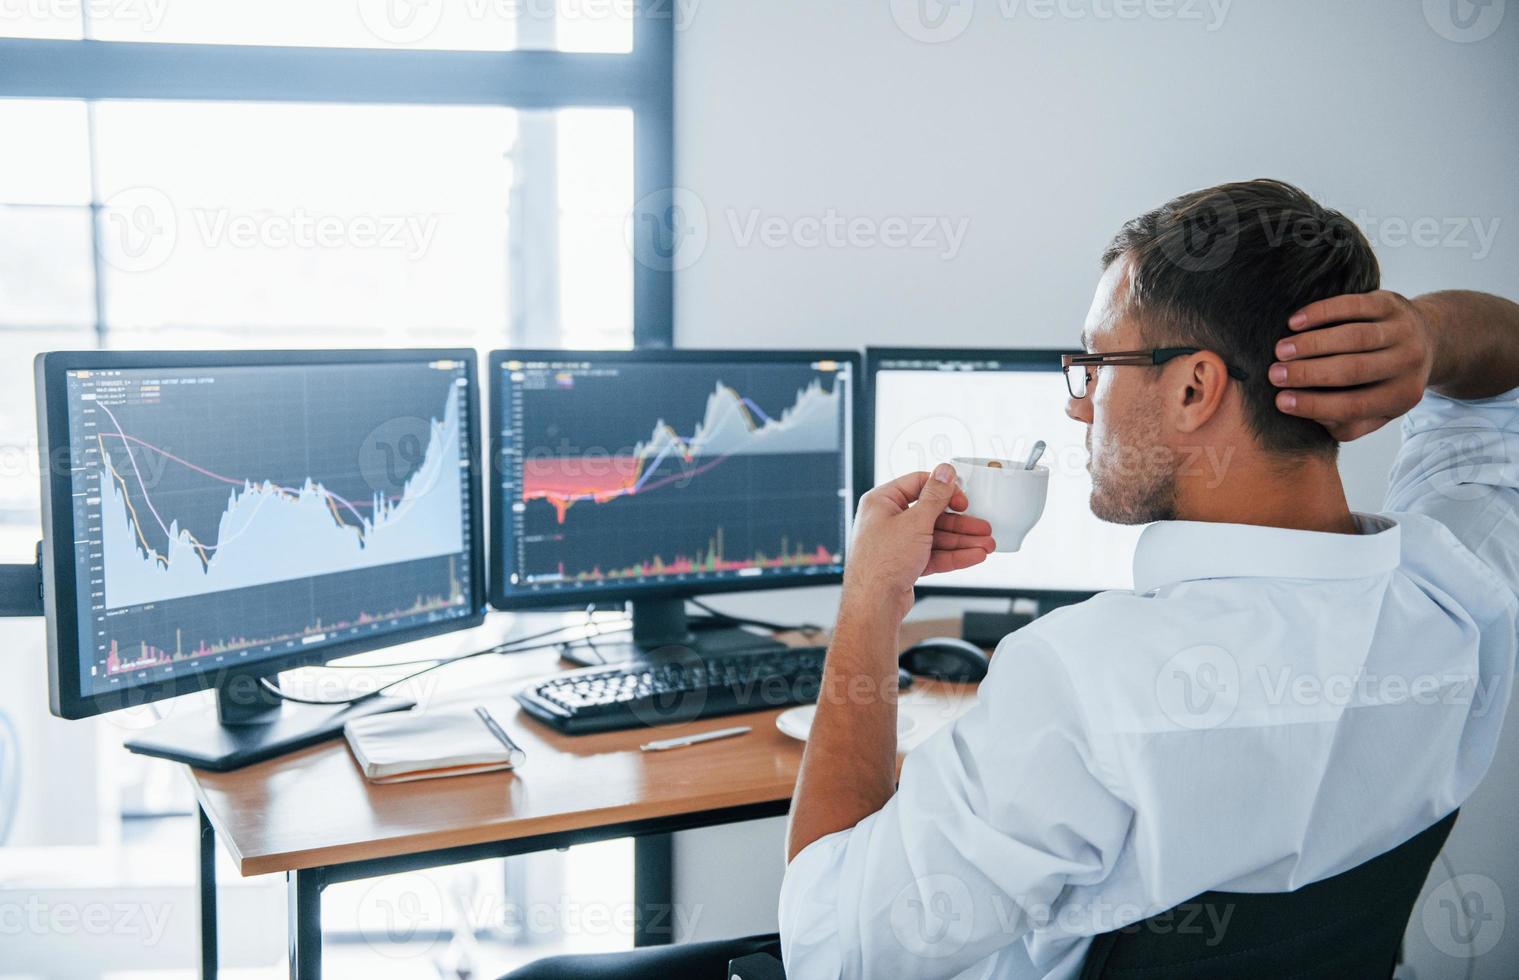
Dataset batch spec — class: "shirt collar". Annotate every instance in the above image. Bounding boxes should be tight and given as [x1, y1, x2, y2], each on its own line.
[1131, 513, 1401, 594]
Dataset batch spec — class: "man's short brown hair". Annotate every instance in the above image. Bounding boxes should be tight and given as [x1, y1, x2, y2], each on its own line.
[1102, 178, 1381, 456]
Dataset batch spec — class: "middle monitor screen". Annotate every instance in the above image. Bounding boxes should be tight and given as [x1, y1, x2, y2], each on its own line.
[490, 351, 856, 608]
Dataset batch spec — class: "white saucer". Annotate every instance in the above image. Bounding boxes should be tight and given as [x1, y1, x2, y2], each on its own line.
[776, 704, 919, 744]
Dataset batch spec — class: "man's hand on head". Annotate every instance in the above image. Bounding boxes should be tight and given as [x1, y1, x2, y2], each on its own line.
[1270, 290, 1437, 441]
[844, 464, 995, 623]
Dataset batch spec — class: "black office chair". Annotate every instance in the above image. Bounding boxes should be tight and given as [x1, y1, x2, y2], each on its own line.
[729, 811, 1458, 980]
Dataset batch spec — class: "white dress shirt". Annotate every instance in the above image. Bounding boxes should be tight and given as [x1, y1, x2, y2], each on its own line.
[780, 388, 1519, 980]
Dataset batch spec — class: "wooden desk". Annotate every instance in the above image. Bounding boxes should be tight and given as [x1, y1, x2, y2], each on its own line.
[187, 617, 977, 978]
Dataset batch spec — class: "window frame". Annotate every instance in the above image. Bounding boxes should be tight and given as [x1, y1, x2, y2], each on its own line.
[0, 1, 675, 348]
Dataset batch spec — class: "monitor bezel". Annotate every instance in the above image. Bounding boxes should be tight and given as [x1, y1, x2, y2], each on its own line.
[36, 348, 488, 721]
[487, 348, 861, 611]
[864, 346, 1102, 605]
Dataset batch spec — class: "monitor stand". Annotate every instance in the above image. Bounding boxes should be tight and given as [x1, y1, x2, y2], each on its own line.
[0, 545, 43, 616]
[960, 594, 1092, 647]
[961, 603, 1034, 648]
[560, 597, 787, 668]
[124, 665, 413, 772]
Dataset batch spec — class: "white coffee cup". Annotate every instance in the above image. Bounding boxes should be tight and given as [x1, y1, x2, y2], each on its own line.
[950, 456, 1049, 553]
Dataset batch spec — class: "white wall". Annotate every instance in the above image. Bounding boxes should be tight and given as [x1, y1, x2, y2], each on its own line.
[669, 1, 1519, 975]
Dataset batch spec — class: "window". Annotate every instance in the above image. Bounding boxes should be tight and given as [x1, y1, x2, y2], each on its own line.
[93, 100, 517, 350]
[0, 98, 638, 512]
[0, 99, 95, 519]
[0, 8, 670, 974]
[0, 0, 635, 51]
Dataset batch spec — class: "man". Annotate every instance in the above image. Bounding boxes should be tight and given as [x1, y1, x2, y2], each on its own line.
[783, 179, 1519, 977]
[505, 180, 1519, 979]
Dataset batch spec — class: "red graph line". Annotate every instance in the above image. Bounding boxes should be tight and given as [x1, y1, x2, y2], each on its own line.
[96, 431, 374, 522]
[91, 398, 376, 571]
[570, 543, 836, 583]
[101, 433, 260, 489]
[519, 382, 793, 522]
[94, 400, 181, 550]
[523, 452, 733, 523]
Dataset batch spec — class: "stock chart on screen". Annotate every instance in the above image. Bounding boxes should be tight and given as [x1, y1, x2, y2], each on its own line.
[64, 360, 477, 697]
[495, 356, 852, 599]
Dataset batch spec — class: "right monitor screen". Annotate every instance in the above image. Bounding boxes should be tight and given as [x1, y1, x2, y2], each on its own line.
[870, 351, 1143, 595]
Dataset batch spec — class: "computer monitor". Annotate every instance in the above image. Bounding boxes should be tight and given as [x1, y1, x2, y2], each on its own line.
[489, 349, 857, 664]
[866, 348, 1144, 604]
[36, 349, 486, 770]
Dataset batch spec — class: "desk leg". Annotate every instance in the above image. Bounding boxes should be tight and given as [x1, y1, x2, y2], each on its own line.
[198, 806, 218, 980]
[633, 833, 674, 947]
[288, 868, 326, 979]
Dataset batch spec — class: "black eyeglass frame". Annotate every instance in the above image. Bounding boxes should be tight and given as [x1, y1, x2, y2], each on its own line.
[1060, 347, 1250, 399]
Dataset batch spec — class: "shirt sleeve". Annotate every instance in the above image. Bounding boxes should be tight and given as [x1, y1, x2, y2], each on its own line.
[779, 632, 1134, 980]
[1384, 386, 1519, 598]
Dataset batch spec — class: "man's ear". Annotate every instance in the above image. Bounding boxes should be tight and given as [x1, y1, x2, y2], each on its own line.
[1171, 353, 1231, 435]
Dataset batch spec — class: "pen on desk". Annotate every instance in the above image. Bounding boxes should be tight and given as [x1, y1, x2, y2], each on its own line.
[641, 726, 752, 752]
[475, 706, 527, 767]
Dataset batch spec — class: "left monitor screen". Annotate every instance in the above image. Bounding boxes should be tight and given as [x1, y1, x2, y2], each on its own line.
[60, 359, 478, 700]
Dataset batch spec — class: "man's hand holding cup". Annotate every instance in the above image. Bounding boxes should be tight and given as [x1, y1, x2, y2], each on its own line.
[844, 463, 997, 624]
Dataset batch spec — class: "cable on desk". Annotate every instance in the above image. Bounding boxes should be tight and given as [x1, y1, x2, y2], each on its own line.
[258, 623, 631, 707]
[311, 615, 632, 670]
[568, 605, 623, 665]
[262, 599, 821, 708]
[686, 597, 824, 637]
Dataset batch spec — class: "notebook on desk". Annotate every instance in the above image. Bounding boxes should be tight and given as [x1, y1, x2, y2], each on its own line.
[344, 705, 526, 784]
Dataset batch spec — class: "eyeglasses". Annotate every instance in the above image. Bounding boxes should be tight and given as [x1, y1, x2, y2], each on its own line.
[1060, 348, 1250, 399]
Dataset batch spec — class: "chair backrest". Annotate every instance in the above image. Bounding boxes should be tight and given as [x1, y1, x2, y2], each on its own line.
[1077, 810, 1459, 980]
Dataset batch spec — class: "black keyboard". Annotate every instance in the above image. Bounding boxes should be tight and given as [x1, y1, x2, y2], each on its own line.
[517, 646, 835, 734]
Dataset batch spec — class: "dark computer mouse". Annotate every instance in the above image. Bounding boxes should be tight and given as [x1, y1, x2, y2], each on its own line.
[899, 636, 990, 683]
